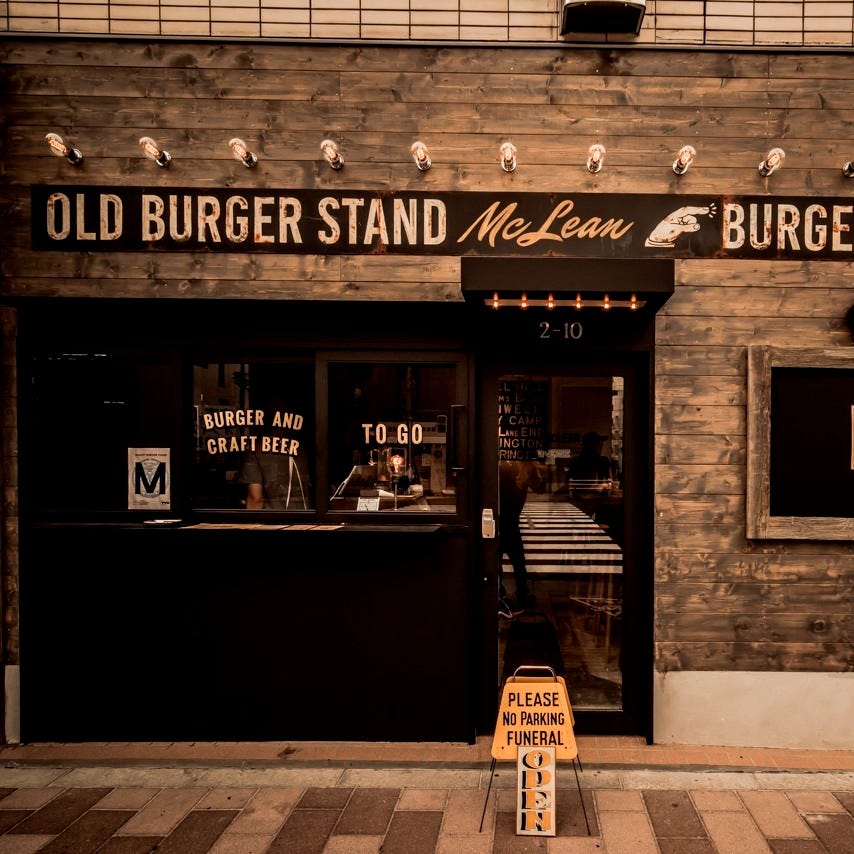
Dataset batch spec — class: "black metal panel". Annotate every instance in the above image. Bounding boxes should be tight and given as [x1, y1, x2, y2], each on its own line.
[462, 258, 674, 299]
[20, 525, 475, 742]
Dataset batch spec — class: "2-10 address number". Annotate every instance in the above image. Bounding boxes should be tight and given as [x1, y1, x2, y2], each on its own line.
[539, 321, 583, 340]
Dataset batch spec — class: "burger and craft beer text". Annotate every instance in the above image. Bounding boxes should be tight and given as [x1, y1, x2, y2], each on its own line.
[202, 408, 423, 457]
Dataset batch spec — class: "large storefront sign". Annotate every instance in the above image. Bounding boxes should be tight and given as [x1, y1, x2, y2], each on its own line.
[32, 187, 854, 260]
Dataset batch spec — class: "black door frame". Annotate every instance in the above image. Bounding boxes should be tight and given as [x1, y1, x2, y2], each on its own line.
[472, 317, 655, 739]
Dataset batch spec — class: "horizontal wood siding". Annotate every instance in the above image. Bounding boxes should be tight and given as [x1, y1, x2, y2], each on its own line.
[1, 40, 853, 676]
[2, 42, 853, 304]
[657, 258, 854, 673]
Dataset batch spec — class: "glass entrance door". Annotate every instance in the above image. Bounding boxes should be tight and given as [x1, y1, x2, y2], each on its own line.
[489, 365, 650, 733]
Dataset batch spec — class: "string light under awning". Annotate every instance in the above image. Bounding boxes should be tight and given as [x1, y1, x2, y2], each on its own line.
[462, 259, 675, 313]
[486, 293, 644, 310]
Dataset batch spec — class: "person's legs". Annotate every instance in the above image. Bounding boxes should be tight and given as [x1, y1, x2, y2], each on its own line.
[502, 519, 534, 607]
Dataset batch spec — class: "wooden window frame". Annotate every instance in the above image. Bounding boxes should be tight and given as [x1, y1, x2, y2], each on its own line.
[747, 345, 854, 540]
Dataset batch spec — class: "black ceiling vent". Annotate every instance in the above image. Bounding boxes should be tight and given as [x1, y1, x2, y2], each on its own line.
[560, 0, 647, 35]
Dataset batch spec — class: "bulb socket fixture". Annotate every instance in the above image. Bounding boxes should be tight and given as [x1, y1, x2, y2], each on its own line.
[229, 137, 258, 168]
[672, 145, 696, 175]
[500, 141, 517, 173]
[759, 147, 785, 177]
[45, 132, 83, 165]
[139, 136, 171, 167]
[410, 141, 431, 171]
[843, 162, 854, 178]
[320, 138, 344, 170]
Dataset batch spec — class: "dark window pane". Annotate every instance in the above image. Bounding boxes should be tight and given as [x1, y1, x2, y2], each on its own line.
[25, 353, 174, 513]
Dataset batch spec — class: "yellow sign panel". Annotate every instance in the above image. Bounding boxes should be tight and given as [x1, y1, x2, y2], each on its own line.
[491, 675, 577, 760]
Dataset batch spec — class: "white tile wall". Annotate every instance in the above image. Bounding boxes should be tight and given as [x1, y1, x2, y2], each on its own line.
[2, 0, 853, 46]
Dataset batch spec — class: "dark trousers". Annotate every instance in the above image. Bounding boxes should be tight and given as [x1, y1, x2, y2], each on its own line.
[499, 517, 530, 598]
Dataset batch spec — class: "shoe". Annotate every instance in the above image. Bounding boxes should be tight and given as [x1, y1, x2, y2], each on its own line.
[498, 597, 521, 619]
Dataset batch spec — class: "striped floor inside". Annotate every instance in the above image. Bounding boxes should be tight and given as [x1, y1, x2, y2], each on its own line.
[502, 499, 623, 576]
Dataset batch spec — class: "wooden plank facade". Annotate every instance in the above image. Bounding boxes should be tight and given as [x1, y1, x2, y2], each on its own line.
[1, 38, 852, 748]
[2, 0, 853, 47]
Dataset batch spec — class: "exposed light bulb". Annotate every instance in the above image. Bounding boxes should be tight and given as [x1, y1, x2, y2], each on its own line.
[492, 291, 500, 310]
[547, 293, 555, 310]
[575, 293, 583, 310]
[139, 136, 171, 167]
[602, 294, 611, 311]
[45, 132, 83, 165]
[229, 137, 258, 168]
[500, 141, 517, 173]
[672, 145, 696, 175]
[320, 138, 344, 170]
[587, 143, 606, 174]
[410, 141, 431, 171]
[520, 292, 528, 310]
[759, 147, 785, 177]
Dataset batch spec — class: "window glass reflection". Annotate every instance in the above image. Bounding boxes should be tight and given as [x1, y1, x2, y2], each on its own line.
[193, 361, 314, 509]
[328, 363, 456, 512]
[498, 374, 625, 712]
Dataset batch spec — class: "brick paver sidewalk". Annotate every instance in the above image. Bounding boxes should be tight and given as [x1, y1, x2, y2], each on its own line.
[0, 761, 852, 852]
[0, 736, 854, 854]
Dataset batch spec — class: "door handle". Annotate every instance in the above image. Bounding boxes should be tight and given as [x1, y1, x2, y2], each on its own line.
[449, 404, 466, 473]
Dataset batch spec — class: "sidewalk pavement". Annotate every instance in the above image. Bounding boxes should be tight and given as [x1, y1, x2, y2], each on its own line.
[0, 737, 851, 853]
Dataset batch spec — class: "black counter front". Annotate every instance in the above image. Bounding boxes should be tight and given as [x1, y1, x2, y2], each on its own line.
[21, 524, 476, 743]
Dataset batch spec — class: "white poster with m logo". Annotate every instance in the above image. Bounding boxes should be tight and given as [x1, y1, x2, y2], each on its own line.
[128, 448, 171, 509]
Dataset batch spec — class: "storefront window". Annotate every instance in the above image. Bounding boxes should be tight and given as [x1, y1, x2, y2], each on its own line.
[193, 360, 315, 510]
[25, 351, 176, 514]
[327, 362, 458, 513]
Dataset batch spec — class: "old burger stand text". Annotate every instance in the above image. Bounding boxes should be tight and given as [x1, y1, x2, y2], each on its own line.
[32, 187, 854, 260]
